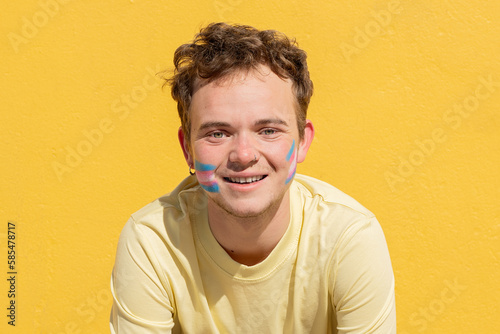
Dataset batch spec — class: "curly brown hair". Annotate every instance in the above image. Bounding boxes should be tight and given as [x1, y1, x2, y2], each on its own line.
[164, 22, 313, 146]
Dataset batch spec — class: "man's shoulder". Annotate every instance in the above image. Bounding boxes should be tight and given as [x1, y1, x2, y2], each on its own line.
[130, 175, 202, 225]
[293, 174, 375, 219]
[292, 175, 383, 257]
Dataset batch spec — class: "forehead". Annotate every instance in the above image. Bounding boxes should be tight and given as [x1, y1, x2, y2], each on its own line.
[190, 66, 296, 128]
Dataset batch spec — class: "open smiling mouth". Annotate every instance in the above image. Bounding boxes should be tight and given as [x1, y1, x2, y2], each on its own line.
[223, 175, 268, 184]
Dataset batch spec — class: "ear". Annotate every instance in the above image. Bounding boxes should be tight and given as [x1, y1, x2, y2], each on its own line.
[297, 120, 314, 163]
[178, 127, 194, 168]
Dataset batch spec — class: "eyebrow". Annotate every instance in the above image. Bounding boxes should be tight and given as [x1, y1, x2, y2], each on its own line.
[198, 118, 289, 131]
[198, 121, 231, 131]
[254, 118, 289, 127]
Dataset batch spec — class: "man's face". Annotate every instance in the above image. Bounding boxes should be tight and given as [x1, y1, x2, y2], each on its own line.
[179, 65, 313, 218]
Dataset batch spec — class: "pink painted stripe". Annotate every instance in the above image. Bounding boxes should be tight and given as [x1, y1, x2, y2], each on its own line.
[288, 163, 297, 179]
[196, 170, 215, 183]
[287, 150, 297, 179]
[200, 180, 218, 187]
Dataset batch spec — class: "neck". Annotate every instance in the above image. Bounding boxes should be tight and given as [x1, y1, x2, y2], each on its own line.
[207, 192, 291, 266]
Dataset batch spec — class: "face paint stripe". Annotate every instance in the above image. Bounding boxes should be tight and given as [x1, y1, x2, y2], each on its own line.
[287, 161, 297, 178]
[286, 155, 297, 184]
[285, 165, 297, 184]
[195, 160, 217, 172]
[196, 170, 215, 183]
[288, 149, 296, 163]
[286, 139, 295, 161]
[200, 183, 220, 193]
[195, 160, 220, 193]
[285, 140, 297, 185]
[198, 179, 217, 187]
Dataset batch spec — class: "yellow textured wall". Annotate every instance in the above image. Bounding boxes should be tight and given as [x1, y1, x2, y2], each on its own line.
[1, 0, 499, 333]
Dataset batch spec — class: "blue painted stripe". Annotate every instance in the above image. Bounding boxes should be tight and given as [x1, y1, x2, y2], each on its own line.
[195, 160, 216, 172]
[286, 140, 295, 161]
[200, 183, 220, 193]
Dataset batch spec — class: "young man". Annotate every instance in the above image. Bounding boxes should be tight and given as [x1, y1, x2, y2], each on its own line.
[110, 22, 396, 333]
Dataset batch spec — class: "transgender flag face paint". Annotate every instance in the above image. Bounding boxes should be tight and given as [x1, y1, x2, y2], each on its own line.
[195, 160, 220, 193]
[285, 140, 297, 184]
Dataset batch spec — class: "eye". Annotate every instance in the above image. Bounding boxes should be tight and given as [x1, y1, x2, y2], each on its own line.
[261, 128, 277, 136]
[210, 131, 226, 138]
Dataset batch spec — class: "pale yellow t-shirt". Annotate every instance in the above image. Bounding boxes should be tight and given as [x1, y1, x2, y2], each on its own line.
[110, 174, 396, 333]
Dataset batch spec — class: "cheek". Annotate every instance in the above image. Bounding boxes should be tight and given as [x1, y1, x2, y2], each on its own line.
[194, 160, 220, 193]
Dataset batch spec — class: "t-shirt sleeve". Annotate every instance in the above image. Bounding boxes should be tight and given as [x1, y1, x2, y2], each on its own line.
[110, 218, 175, 333]
[329, 216, 396, 333]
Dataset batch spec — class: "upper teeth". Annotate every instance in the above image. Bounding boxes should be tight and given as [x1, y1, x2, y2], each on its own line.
[229, 176, 263, 183]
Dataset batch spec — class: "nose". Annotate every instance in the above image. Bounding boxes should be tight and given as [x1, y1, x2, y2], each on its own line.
[228, 134, 259, 166]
